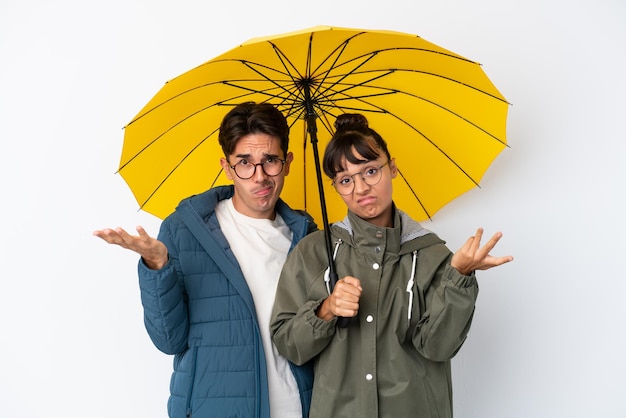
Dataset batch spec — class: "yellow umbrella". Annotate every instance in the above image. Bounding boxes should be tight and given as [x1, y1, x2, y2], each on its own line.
[119, 24, 508, 229]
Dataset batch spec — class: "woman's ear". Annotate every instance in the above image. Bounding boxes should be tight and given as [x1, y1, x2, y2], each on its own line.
[389, 157, 398, 179]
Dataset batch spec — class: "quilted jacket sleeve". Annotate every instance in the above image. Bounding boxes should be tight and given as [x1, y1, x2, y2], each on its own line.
[138, 219, 189, 355]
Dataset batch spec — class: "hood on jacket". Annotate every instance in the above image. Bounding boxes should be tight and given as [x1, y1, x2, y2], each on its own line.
[331, 205, 444, 254]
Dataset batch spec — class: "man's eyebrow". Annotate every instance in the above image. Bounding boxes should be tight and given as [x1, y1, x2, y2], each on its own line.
[233, 152, 280, 160]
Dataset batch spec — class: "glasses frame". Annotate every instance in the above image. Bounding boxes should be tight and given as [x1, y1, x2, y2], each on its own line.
[228, 158, 286, 180]
[332, 161, 389, 195]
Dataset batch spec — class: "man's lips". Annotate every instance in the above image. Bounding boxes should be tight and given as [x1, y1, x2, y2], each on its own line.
[254, 184, 273, 197]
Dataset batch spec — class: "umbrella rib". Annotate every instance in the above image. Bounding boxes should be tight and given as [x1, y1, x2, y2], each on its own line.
[127, 42, 504, 126]
[384, 115, 482, 186]
[125, 87, 194, 127]
[267, 41, 306, 81]
[209, 168, 224, 189]
[220, 79, 306, 110]
[309, 33, 361, 97]
[120, 80, 299, 170]
[312, 45, 508, 104]
[124, 80, 258, 128]
[307, 84, 491, 185]
[405, 93, 508, 146]
[306, 36, 382, 106]
[267, 31, 364, 104]
[264, 31, 378, 118]
[396, 168, 432, 220]
[401, 68, 508, 103]
[309, 31, 365, 77]
[307, 76, 506, 147]
[137, 134, 213, 209]
[139, 74, 504, 189]
[338, 46, 479, 67]
[119, 109, 222, 171]
[311, 69, 395, 112]
[329, 84, 507, 147]
[321, 65, 508, 107]
[126, 60, 301, 128]
[229, 60, 307, 108]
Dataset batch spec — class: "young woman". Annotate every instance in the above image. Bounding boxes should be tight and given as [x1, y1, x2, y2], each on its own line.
[271, 113, 513, 418]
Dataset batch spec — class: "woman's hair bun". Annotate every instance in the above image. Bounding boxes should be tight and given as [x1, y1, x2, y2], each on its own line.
[334, 113, 369, 133]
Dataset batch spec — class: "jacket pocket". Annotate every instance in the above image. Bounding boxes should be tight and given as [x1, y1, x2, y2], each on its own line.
[171, 345, 198, 417]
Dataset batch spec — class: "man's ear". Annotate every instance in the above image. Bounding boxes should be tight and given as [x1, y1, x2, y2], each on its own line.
[220, 158, 234, 180]
[283, 151, 294, 176]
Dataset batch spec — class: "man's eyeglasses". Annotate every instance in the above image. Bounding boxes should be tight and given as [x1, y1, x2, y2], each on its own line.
[332, 161, 389, 195]
[229, 157, 286, 180]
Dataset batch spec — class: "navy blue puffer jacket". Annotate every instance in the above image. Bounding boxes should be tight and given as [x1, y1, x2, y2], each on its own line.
[138, 185, 315, 418]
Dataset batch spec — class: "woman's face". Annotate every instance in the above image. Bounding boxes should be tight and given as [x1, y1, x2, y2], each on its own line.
[333, 148, 397, 228]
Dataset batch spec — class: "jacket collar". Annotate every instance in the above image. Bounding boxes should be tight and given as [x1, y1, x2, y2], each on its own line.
[180, 185, 314, 248]
[332, 204, 443, 254]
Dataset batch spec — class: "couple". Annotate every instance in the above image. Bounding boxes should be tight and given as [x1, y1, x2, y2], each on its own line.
[94, 102, 513, 418]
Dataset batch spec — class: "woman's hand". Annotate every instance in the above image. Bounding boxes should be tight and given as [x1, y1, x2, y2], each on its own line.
[316, 276, 363, 321]
[451, 228, 513, 275]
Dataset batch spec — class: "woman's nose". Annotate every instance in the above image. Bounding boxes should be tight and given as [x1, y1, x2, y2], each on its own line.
[352, 175, 370, 193]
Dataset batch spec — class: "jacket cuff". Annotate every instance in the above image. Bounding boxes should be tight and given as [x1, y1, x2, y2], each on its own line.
[445, 264, 478, 288]
[138, 257, 172, 276]
[303, 299, 337, 337]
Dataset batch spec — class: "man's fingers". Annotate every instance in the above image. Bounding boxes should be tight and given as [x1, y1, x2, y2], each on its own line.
[94, 228, 131, 248]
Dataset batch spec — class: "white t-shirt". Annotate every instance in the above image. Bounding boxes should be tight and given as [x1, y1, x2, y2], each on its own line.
[215, 198, 302, 418]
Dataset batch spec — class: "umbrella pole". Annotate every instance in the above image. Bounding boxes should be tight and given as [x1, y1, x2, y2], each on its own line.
[304, 114, 336, 278]
[303, 91, 349, 328]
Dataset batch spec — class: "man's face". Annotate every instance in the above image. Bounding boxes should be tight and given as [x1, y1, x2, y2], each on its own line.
[220, 133, 293, 219]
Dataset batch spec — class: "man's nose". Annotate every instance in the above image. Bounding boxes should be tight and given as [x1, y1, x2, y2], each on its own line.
[252, 163, 269, 181]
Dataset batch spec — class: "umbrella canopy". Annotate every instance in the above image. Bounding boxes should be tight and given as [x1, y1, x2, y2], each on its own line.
[119, 25, 509, 226]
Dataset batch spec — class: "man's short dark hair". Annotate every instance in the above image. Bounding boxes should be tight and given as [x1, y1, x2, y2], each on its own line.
[218, 102, 290, 158]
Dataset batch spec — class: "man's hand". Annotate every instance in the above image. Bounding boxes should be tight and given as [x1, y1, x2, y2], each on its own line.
[93, 226, 168, 270]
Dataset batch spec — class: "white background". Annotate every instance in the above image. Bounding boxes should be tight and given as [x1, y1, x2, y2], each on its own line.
[1, 0, 625, 417]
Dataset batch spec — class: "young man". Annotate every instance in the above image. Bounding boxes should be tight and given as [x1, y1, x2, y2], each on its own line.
[94, 102, 316, 418]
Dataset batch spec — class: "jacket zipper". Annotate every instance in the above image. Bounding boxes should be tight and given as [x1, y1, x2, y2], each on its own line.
[185, 346, 198, 418]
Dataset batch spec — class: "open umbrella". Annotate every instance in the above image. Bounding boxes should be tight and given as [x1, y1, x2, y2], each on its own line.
[118, 25, 509, 305]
